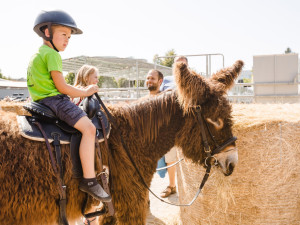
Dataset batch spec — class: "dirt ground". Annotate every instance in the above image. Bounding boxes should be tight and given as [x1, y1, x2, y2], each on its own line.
[146, 173, 181, 225]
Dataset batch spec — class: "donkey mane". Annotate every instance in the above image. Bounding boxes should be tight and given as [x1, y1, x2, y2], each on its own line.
[108, 91, 180, 144]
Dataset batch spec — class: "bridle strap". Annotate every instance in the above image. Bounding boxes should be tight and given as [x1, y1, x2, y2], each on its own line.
[195, 106, 211, 158]
[195, 106, 237, 156]
[213, 136, 237, 155]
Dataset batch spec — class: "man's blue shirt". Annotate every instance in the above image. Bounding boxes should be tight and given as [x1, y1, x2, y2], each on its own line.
[160, 76, 176, 91]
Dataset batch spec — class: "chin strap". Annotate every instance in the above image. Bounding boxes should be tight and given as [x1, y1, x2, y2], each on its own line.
[50, 40, 59, 52]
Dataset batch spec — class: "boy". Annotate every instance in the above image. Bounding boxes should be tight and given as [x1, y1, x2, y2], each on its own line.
[27, 10, 111, 202]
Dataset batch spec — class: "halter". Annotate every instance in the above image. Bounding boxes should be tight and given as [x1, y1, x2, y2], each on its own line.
[194, 105, 237, 167]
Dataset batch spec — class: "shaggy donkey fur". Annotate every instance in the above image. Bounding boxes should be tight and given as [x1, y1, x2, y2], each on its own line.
[0, 61, 243, 225]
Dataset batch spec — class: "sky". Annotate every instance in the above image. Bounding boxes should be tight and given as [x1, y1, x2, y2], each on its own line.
[0, 0, 299, 79]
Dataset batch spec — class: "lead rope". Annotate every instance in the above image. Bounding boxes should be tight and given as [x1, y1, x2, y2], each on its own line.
[94, 93, 212, 207]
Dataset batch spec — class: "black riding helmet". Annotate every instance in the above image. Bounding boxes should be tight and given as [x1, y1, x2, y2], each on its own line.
[33, 10, 82, 50]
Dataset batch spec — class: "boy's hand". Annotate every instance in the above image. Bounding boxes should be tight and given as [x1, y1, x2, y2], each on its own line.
[86, 84, 99, 96]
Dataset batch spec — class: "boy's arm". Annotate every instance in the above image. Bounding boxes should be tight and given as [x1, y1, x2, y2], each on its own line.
[51, 71, 98, 98]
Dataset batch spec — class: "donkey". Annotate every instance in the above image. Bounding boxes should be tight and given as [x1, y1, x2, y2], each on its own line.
[0, 60, 243, 225]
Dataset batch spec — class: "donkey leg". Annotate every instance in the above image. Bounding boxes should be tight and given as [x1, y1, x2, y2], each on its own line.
[116, 197, 148, 225]
[98, 215, 116, 225]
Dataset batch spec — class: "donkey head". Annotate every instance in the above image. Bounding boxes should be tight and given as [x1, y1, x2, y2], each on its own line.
[174, 60, 244, 175]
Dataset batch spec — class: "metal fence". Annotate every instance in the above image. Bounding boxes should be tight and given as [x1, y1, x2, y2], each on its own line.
[99, 81, 300, 104]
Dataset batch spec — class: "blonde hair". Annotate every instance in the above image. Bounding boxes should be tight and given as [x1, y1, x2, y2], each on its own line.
[74, 65, 99, 87]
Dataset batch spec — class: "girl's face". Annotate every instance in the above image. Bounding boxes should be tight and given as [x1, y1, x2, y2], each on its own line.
[88, 71, 99, 85]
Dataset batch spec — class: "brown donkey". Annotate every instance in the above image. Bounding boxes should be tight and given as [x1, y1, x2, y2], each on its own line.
[0, 61, 243, 225]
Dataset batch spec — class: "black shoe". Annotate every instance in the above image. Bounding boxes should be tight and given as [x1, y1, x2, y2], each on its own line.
[79, 178, 112, 202]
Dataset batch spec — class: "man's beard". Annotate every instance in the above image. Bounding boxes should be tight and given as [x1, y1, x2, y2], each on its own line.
[147, 84, 158, 91]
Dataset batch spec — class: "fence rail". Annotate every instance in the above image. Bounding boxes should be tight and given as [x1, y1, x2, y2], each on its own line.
[99, 82, 300, 104]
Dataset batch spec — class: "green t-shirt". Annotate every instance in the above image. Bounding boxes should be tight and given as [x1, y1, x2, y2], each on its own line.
[27, 45, 62, 101]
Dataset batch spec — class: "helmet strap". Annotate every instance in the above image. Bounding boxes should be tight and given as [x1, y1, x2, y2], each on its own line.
[50, 40, 59, 52]
[45, 23, 59, 52]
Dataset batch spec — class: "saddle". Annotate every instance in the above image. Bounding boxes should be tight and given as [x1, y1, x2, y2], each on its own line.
[17, 96, 114, 224]
[19, 99, 110, 140]
[18, 98, 110, 177]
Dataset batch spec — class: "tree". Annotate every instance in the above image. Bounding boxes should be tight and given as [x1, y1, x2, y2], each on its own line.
[0, 69, 7, 79]
[65, 72, 75, 85]
[138, 80, 145, 87]
[98, 76, 118, 88]
[285, 47, 292, 54]
[153, 49, 177, 68]
[117, 78, 130, 88]
[153, 54, 162, 65]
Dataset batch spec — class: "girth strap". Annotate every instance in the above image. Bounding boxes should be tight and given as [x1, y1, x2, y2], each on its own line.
[33, 121, 58, 174]
[33, 122, 69, 225]
[52, 132, 68, 225]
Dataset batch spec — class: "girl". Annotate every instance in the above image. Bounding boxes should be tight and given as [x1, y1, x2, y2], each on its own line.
[72, 65, 99, 105]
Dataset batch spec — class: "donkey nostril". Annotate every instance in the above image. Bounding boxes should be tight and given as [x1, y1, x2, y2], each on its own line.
[227, 162, 234, 175]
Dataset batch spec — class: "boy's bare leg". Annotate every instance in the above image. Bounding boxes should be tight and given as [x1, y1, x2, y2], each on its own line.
[74, 116, 96, 178]
[74, 116, 111, 202]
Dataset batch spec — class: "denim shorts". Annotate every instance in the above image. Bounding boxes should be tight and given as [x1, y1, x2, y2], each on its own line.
[39, 94, 87, 127]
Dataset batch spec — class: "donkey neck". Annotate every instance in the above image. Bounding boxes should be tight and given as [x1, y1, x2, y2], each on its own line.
[110, 90, 184, 157]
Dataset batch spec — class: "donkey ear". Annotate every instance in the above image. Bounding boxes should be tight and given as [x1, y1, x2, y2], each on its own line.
[208, 60, 244, 95]
[173, 62, 210, 112]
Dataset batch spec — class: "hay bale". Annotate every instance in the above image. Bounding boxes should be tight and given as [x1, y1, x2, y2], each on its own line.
[177, 104, 300, 225]
[0, 101, 30, 115]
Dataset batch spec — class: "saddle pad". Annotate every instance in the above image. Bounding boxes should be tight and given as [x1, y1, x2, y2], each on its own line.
[17, 115, 110, 144]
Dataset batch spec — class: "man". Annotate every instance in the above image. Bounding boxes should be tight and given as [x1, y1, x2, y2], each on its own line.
[145, 69, 164, 96]
[159, 55, 188, 198]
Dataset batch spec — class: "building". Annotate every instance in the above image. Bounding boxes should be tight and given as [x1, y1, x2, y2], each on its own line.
[253, 53, 299, 103]
[0, 79, 29, 100]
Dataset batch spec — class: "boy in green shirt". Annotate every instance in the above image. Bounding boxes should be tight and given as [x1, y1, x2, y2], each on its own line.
[27, 10, 111, 202]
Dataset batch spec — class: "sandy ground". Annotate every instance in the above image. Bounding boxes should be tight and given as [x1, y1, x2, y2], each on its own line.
[146, 173, 181, 225]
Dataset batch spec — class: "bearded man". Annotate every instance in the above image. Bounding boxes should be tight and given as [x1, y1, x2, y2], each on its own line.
[145, 69, 164, 96]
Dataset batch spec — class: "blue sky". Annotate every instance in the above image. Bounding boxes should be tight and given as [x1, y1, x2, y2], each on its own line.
[0, 0, 299, 79]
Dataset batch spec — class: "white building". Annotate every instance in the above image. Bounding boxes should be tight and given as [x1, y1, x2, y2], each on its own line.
[0, 79, 29, 100]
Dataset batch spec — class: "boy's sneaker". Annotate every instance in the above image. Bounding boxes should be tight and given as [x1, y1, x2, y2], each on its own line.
[79, 178, 112, 202]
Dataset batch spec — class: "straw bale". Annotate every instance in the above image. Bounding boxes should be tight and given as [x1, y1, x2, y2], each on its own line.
[177, 104, 300, 225]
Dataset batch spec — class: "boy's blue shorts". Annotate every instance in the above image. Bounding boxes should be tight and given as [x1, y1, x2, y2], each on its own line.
[39, 94, 87, 127]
